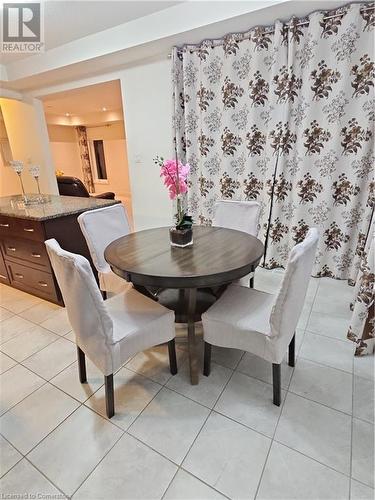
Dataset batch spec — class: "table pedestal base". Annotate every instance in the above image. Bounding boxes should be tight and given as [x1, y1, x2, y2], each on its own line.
[157, 288, 216, 323]
[135, 286, 218, 385]
[158, 288, 217, 384]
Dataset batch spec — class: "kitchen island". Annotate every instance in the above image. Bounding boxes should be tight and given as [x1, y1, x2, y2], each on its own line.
[0, 194, 120, 304]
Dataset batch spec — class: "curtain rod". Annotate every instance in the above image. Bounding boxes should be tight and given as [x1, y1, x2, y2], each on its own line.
[167, 3, 374, 58]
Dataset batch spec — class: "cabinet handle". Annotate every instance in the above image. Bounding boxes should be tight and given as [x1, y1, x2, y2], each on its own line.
[38, 281, 48, 287]
[7, 247, 16, 252]
[0, 223, 9, 227]
[24, 228, 35, 232]
[31, 253, 41, 258]
[15, 273, 24, 279]
[0, 274, 7, 279]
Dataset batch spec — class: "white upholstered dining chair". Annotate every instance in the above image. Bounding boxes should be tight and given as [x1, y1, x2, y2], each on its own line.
[78, 203, 131, 297]
[202, 228, 319, 406]
[212, 200, 261, 287]
[45, 239, 177, 418]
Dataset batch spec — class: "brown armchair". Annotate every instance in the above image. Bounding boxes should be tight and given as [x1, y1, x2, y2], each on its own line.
[56, 176, 115, 199]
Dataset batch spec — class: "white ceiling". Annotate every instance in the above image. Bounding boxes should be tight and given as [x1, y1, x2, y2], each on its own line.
[42, 79, 122, 116]
[1, 0, 350, 93]
[0, 1, 180, 63]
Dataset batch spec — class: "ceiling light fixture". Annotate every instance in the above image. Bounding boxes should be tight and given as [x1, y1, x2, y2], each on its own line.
[102, 107, 107, 111]
[65, 112, 70, 117]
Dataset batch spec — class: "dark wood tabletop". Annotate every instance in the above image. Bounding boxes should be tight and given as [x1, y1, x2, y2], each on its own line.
[104, 225, 264, 289]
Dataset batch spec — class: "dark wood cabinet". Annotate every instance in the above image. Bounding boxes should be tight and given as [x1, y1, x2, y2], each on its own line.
[0, 215, 63, 304]
[0, 196, 120, 305]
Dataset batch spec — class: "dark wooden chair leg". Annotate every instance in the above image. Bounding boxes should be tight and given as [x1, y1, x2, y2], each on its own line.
[288, 334, 295, 367]
[168, 339, 178, 375]
[105, 374, 114, 418]
[203, 342, 212, 376]
[249, 265, 255, 288]
[272, 363, 281, 406]
[77, 347, 87, 383]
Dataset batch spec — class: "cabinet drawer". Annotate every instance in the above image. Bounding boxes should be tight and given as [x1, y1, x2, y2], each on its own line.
[0, 216, 45, 241]
[2, 236, 50, 269]
[7, 261, 58, 301]
[15, 219, 45, 241]
[0, 216, 15, 236]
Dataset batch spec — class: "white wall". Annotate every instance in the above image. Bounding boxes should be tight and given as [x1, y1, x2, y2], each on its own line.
[48, 124, 81, 177]
[120, 58, 173, 230]
[0, 98, 58, 196]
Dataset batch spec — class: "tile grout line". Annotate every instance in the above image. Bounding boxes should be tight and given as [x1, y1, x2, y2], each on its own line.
[272, 437, 355, 481]
[304, 328, 354, 344]
[162, 361, 240, 500]
[297, 352, 354, 376]
[303, 277, 321, 331]
[0, 351, 19, 375]
[0, 427, 73, 500]
[254, 340, 296, 500]
[0, 433, 24, 477]
[213, 358, 354, 427]
[21, 455, 68, 500]
[0, 305, 70, 347]
[179, 468, 233, 500]
[0, 328, 62, 361]
[211, 369, 356, 480]
[69, 428, 126, 498]
[21, 401, 125, 498]
[3, 334, 62, 363]
[0, 378, 49, 419]
[2, 302, 63, 326]
[1, 355, 133, 434]
[69, 378, 176, 498]
[348, 346, 355, 499]
[68, 364, 173, 497]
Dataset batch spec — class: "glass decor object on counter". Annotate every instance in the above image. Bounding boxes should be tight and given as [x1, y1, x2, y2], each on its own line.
[29, 164, 41, 194]
[154, 155, 193, 247]
[28, 164, 50, 204]
[10, 160, 51, 205]
[10, 160, 27, 201]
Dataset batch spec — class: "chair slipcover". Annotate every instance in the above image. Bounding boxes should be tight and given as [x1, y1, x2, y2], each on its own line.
[202, 228, 319, 364]
[78, 204, 131, 293]
[212, 200, 261, 237]
[212, 200, 261, 286]
[45, 239, 175, 375]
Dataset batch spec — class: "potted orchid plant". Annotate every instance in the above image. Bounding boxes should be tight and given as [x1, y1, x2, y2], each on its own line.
[154, 156, 193, 247]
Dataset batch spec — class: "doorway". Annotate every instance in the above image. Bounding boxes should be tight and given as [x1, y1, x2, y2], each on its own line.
[41, 79, 133, 223]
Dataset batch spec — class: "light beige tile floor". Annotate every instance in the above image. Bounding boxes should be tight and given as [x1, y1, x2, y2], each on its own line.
[0, 269, 373, 499]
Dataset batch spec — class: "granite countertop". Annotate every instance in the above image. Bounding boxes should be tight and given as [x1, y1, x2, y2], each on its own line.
[0, 195, 120, 221]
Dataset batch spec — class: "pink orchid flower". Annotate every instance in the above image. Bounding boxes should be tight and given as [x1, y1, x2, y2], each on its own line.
[160, 159, 190, 200]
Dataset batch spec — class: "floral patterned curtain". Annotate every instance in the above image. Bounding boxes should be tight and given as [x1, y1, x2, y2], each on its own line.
[76, 126, 95, 193]
[173, 2, 374, 280]
[347, 215, 374, 355]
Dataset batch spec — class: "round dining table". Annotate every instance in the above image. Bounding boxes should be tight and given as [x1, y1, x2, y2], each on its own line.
[105, 226, 264, 385]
